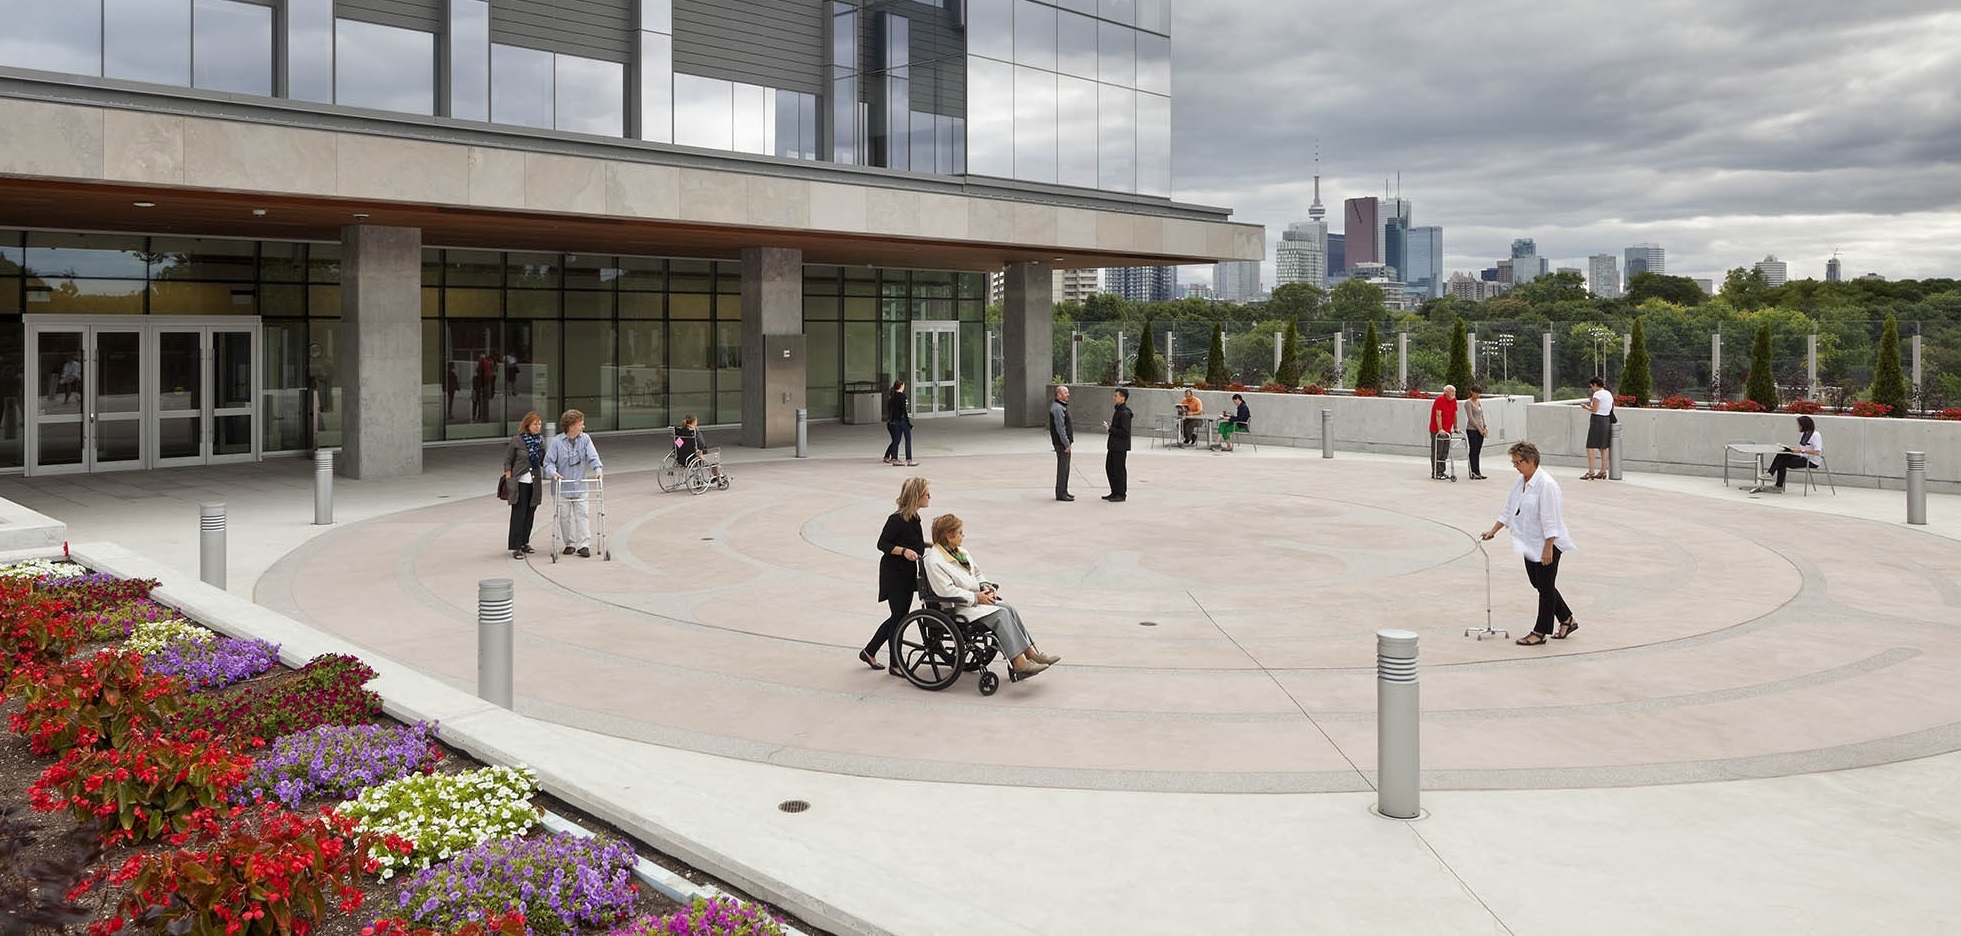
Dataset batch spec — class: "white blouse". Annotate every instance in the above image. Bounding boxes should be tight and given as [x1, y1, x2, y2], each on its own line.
[1591, 388, 1615, 417]
[1497, 470, 1577, 562]
[1793, 430, 1824, 467]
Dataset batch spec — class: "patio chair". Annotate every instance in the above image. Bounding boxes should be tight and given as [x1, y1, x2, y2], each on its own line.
[1799, 453, 1836, 496]
[1151, 413, 1176, 448]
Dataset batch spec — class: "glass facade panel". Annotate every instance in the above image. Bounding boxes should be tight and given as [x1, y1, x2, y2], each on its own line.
[335, 19, 435, 116]
[1057, 10, 1098, 78]
[668, 321, 711, 423]
[192, 0, 271, 95]
[263, 319, 308, 452]
[732, 81, 767, 154]
[450, 0, 491, 121]
[1012, 0, 1056, 72]
[150, 238, 255, 281]
[506, 252, 560, 289]
[638, 30, 673, 144]
[308, 319, 342, 448]
[555, 54, 623, 137]
[1099, 0, 1137, 26]
[1136, 0, 1170, 35]
[104, 0, 191, 86]
[566, 254, 620, 290]
[966, 0, 1012, 62]
[0, 0, 102, 75]
[806, 320, 840, 419]
[1135, 31, 1169, 95]
[444, 320, 503, 437]
[504, 320, 556, 430]
[1013, 66, 1057, 183]
[1098, 82, 1136, 192]
[617, 320, 665, 429]
[674, 73, 734, 150]
[1056, 74, 1099, 188]
[714, 320, 742, 425]
[1098, 20, 1134, 86]
[1137, 90, 1171, 196]
[287, 0, 333, 103]
[420, 318, 440, 440]
[446, 250, 502, 288]
[564, 319, 615, 430]
[639, 0, 672, 34]
[26, 233, 150, 280]
[491, 43, 553, 130]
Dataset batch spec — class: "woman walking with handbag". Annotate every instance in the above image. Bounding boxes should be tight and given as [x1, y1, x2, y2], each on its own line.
[501, 411, 547, 559]
[883, 379, 916, 466]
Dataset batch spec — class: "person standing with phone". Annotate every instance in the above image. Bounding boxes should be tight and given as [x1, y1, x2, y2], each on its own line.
[1102, 388, 1132, 502]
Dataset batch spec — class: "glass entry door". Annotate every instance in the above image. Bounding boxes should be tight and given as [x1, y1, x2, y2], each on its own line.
[910, 322, 959, 417]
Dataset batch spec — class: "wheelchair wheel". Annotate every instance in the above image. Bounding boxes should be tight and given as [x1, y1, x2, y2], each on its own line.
[657, 454, 684, 493]
[895, 610, 962, 691]
[977, 671, 999, 696]
[716, 475, 731, 490]
[686, 468, 710, 495]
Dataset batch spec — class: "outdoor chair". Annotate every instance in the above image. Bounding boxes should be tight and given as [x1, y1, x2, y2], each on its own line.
[1800, 453, 1836, 496]
[1151, 413, 1176, 448]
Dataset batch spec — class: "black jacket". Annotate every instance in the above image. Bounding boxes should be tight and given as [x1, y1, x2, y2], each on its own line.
[886, 390, 910, 424]
[876, 512, 927, 602]
[1049, 398, 1073, 450]
[1107, 402, 1132, 451]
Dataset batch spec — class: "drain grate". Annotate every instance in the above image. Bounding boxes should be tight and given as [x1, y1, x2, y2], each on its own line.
[777, 800, 810, 813]
[1138, 621, 1159, 627]
[701, 536, 715, 541]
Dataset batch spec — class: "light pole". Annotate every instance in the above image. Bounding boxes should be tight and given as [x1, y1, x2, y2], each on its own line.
[1495, 334, 1515, 383]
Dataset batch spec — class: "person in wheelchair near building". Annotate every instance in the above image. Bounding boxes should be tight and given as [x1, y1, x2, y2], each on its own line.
[673, 413, 726, 483]
[923, 514, 1061, 677]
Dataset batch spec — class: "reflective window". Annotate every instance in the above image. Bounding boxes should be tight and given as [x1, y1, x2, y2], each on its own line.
[334, 19, 435, 116]
[1057, 10, 1097, 79]
[1098, 82, 1135, 192]
[286, 0, 333, 103]
[1055, 0, 1095, 14]
[1137, 90, 1171, 196]
[24, 233, 149, 280]
[104, 0, 191, 86]
[555, 54, 623, 137]
[732, 81, 767, 154]
[966, 0, 1012, 62]
[773, 90, 817, 160]
[1135, 31, 1169, 95]
[0, 0, 102, 75]
[673, 73, 734, 150]
[1056, 75, 1098, 188]
[1013, 66, 1057, 183]
[638, 0, 671, 34]
[1136, 0, 1170, 35]
[1099, 0, 1136, 26]
[193, 0, 271, 96]
[1098, 20, 1134, 86]
[966, 57, 1014, 178]
[150, 238, 256, 281]
[491, 44, 552, 129]
[828, 2, 858, 162]
[1012, 0, 1055, 72]
[450, 0, 491, 121]
[638, 30, 672, 143]
[910, 110, 937, 175]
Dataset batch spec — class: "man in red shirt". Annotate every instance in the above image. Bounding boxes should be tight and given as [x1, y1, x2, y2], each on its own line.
[1429, 385, 1458, 479]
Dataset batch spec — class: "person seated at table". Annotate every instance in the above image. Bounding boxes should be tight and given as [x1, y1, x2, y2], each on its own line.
[1177, 388, 1205, 445]
[1216, 394, 1251, 451]
[1752, 414, 1823, 495]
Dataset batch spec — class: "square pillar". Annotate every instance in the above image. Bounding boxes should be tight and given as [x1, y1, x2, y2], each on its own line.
[740, 246, 804, 448]
[1002, 262, 1054, 428]
[339, 225, 423, 479]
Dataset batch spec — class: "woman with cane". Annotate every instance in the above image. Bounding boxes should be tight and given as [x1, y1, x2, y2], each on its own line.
[1481, 441, 1580, 646]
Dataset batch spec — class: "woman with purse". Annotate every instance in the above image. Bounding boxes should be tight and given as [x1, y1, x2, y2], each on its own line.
[861, 476, 930, 674]
[883, 379, 916, 466]
[502, 411, 546, 559]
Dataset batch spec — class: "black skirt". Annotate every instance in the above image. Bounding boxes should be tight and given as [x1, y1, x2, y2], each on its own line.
[1586, 413, 1613, 449]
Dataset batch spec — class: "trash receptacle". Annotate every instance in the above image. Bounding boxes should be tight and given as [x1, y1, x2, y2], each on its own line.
[844, 381, 882, 425]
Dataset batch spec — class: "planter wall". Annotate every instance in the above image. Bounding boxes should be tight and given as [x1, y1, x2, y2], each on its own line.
[1526, 404, 1961, 492]
[1056, 385, 1534, 457]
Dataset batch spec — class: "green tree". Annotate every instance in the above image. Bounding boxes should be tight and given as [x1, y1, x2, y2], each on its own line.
[1745, 324, 1779, 409]
[1621, 316, 1653, 406]
[1133, 319, 1163, 385]
[1870, 314, 1908, 416]
[1445, 317, 1473, 397]
[1275, 319, 1304, 387]
[1266, 282, 1328, 323]
[1330, 278, 1388, 321]
[1511, 270, 1589, 307]
[1626, 272, 1708, 307]
[1356, 320, 1383, 392]
[1206, 323, 1228, 385]
[1722, 266, 1772, 312]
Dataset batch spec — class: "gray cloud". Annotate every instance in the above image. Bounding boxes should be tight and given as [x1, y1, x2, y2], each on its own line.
[1170, 1, 1961, 285]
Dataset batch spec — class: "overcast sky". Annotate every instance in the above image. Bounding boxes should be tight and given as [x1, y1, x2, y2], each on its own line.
[1169, 0, 1961, 288]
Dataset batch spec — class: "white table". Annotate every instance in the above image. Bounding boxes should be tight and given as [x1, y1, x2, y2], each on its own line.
[1725, 442, 1787, 489]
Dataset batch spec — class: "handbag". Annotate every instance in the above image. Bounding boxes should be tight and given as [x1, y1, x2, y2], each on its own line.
[497, 475, 511, 501]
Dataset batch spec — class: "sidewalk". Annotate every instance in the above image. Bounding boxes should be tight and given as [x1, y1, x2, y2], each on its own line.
[5, 417, 1960, 935]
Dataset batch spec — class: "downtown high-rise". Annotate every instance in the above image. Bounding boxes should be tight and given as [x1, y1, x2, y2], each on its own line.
[1625, 244, 1667, 278]
[1588, 254, 1621, 298]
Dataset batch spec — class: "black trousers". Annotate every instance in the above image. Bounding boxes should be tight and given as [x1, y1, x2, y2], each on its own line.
[506, 482, 541, 550]
[1105, 449, 1127, 497]
[1523, 547, 1573, 635]
[863, 594, 912, 667]
[1768, 452, 1809, 486]
[884, 421, 912, 460]
[1055, 448, 1071, 498]
[1432, 433, 1452, 477]
[1467, 428, 1485, 475]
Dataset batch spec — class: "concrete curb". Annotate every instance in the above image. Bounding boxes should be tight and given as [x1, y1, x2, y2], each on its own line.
[0, 493, 67, 554]
[68, 541, 885, 936]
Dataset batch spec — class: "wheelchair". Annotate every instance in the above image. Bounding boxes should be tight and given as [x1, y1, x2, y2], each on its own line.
[893, 563, 1035, 696]
[656, 428, 732, 495]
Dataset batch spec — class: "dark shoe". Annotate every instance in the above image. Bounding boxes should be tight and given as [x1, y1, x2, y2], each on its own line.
[521, 545, 535, 554]
[1516, 633, 1548, 646]
[1107, 496, 1125, 502]
[562, 546, 576, 555]
[859, 649, 882, 670]
[1057, 494, 1075, 501]
[888, 665, 903, 676]
[577, 547, 592, 558]
[512, 550, 525, 559]
[1554, 619, 1580, 639]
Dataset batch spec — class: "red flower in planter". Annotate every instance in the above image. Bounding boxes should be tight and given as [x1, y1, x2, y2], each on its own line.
[1849, 401, 1892, 418]
[1614, 394, 1636, 407]
[1937, 408, 1961, 421]
[1661, 396, 1697, 410]
[1712, 399, 1766, 413]
[1354, 388, 1380, 397]
[1784, 400, 1823, 415]
[1302, 385, 1327, 395]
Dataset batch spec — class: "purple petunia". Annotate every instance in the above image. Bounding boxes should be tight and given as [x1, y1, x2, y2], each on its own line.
[394, 832, 639, 936]
[144, 635, 281, 690]
[610, 897, 786, 936]
[235, 721, 442, 808]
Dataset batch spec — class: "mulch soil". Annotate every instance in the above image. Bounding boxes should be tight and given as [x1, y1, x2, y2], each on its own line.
[1, 638, 828, 935]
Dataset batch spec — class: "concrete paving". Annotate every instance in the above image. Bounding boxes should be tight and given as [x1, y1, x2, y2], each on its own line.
[6, 415, 1961, 934]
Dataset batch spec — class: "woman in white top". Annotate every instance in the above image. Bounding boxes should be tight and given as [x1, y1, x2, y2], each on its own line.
[1582, 376, 1614, 480]
[1481, 441, 1581, 646]
[1754, 414, 1824, 494]
[922, 513, 1060, 677]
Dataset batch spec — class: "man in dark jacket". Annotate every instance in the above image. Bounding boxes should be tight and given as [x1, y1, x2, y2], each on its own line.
[1102, 388, 1132, 502]
[1049, 386, 1074, 501]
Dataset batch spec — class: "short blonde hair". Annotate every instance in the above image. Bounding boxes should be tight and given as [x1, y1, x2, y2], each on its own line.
[896, 477, 930, 520]
[930, 513, 962, 544]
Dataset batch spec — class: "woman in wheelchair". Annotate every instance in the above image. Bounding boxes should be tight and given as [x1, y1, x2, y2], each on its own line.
[923, 514, 1061, 677]
[674, 414, 724, 481]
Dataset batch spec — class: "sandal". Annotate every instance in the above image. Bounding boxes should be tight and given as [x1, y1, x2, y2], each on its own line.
[1515, 633, 1548, 646]
[858, 650, 882, 669]
[1554, 619, 1580, 639]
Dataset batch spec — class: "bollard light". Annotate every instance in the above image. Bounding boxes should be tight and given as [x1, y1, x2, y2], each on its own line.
[1907, 451, 1928, 526]
[1376, 629, 1421, 820]
[1321, 408, 1334, 459]
[1608, 422, 1624, 480]
[199, 502, 227, 590]
[313, 449, 334, 525]
[795, 408, 809, 458]
[478, 578, 514, 708]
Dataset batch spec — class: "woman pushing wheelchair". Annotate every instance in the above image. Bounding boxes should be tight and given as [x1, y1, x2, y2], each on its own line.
[923, 514, 1062, 677]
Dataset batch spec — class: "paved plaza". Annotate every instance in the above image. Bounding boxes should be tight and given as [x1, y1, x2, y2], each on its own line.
[7, 417, 1961, 934]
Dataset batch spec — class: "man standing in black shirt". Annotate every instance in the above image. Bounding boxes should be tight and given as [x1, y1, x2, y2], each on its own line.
[1102, 388, 1132, 502]
[1049, 386, 1074, 501]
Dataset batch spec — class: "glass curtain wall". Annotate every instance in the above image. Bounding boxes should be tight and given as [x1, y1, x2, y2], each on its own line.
[836, 2, 966, 173]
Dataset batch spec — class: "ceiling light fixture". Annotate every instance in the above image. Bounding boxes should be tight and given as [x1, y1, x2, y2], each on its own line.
[353, 212, 370, 220]
[132, 201, 156, 208]
[251, 208, 268, 217]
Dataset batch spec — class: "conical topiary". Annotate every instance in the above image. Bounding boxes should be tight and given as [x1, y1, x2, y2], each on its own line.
[1133, 321, 1162, 385]
[1745, 324, 1778, 410]
[1621, 317, 1652, 407]
[1275, 319, 1304, 387]
[1206, 323, 1228, 386]
[1445, 317, 1473, 398]
[1870, 314, 1908, 416]
[1356, 320, 1383, 392]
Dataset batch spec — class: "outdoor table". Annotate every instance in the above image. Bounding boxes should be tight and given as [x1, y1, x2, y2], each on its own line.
[1725, 442, 1787, 489]
[1175, 412, 1216, 449]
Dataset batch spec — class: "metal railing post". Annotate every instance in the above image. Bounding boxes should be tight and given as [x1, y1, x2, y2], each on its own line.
[1907, 451, 1928, 526]
[1376, 629, 1421, 819]
[1543, 332, 1555, 401]
[1070, 331, 1081, 385]
[1321, 408, 1334, 459]
[199, 502, 226, 589]
[478, 578, 515, 708]
[1608, 421, 1624, 480]
[795, 408, 808, 458]
[313, 449, 334, 525]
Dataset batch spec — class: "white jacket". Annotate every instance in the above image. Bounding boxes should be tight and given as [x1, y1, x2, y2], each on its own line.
[923, 545, 1002, 622]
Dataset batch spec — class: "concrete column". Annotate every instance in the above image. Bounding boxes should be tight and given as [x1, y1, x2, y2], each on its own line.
[1711, 334, 1722, 397]
[339, 225, 423, 479]
[1807, 334, 1818, 399]
[1542, 332, 1554, 401]
[1396, 332, 1408, 389]
[1333, 332, 1344, 386]
[740, 246, 804, 448]
[1002, 263, 1054, 428]
[1912, 334, 1923, 400]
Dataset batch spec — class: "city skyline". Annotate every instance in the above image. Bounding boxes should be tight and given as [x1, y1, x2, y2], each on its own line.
[1168, 1, 1961, 290]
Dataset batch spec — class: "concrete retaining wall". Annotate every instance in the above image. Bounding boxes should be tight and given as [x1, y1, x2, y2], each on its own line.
[1055, 385, 1534, 457]
[1525, 403, 1961, 492]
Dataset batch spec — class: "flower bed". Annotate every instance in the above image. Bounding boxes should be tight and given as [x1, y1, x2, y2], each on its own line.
[339, 766, 542, 878]
[239, 722, 443, 809]
[395, 833, 639, 935]
[144, 635, 281, 691]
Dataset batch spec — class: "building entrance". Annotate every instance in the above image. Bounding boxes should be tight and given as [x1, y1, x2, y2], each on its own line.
[25, 317, 261, 475]
[910, 322, 959, 417]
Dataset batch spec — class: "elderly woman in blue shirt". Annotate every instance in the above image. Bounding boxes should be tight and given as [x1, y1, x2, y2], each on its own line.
[1481, 441, 1580, 646]
[544, 408, 604, 557]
